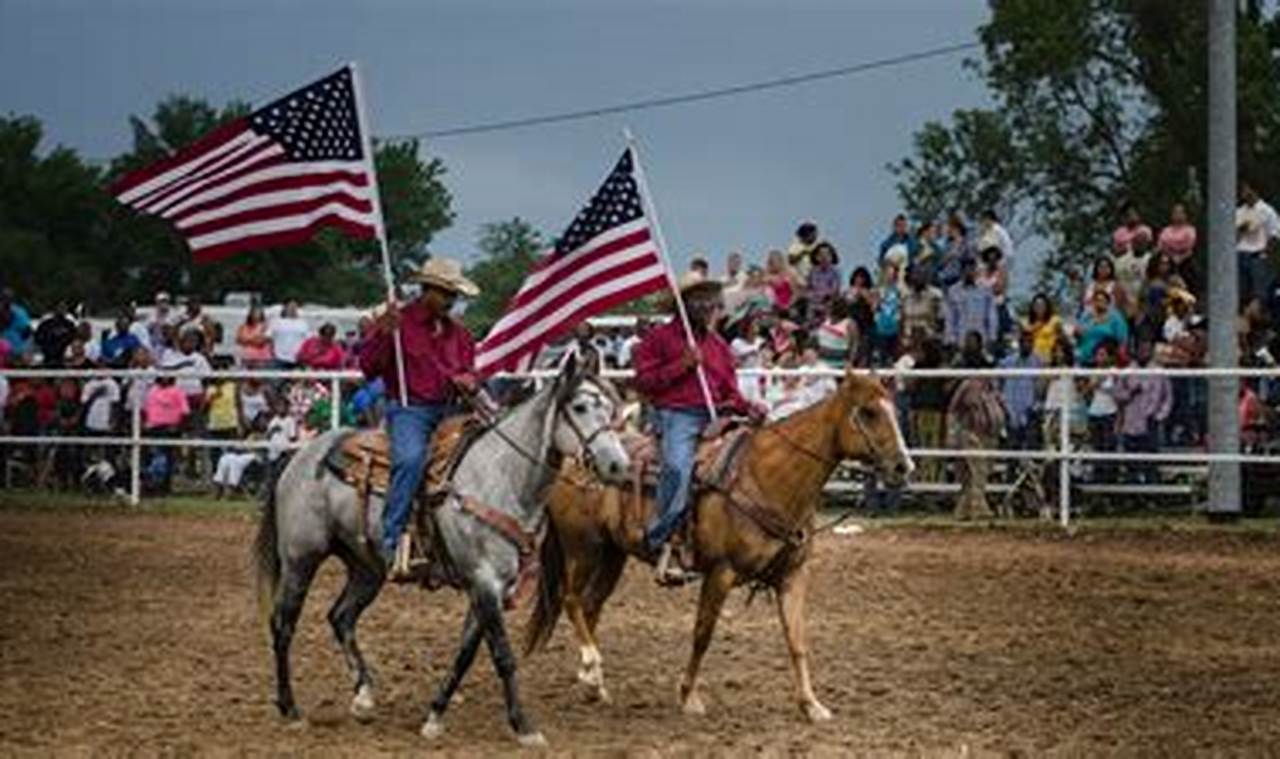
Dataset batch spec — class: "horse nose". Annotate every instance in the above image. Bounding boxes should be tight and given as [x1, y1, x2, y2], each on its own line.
[608, 460, 624, 479]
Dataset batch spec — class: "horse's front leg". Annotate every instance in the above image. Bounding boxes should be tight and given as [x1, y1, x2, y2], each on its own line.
[564, 554, 610, 703]
[420, 609, 482, 741]
[679, 563, 736, 716]
[776, 561, 831, 722]
[469, 587, 546, 747]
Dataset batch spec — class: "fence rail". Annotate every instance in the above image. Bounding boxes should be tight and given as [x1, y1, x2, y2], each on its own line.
[3, 365, 1278, 525]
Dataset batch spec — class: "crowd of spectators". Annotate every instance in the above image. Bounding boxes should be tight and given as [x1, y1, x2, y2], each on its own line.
[4, 183, 1280, 505]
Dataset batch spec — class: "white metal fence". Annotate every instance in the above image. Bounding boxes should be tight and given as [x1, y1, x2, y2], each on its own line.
[3, 365, 1279, 526]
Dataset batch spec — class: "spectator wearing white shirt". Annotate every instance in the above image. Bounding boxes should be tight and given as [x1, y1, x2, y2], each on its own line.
[269, 300, 311, 368]
[977, 209, 1015, 263]
[266, 398, 298, 463]
[1236, 181, 1279, 306]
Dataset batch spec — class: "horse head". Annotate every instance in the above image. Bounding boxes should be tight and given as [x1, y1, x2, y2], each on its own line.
[833, 370, 915, 488]
[550, 352, 631, 485]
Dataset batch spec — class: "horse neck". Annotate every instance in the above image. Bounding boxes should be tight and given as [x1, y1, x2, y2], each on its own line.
[742, 393, 844, 524]
[467, 385, 559, 518]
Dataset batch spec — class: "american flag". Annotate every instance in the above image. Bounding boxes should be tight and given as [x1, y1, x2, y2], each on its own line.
[476, 148, 670, 374]
[111, 66, 379, 264]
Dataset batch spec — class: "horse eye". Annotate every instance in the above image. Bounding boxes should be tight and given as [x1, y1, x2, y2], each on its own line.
[859, 407, 878, 423]
[573, 403, 588, 414]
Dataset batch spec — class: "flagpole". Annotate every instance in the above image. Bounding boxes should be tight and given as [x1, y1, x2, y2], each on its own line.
[350, 61, 409, 406]
[624, 129, 718, 423]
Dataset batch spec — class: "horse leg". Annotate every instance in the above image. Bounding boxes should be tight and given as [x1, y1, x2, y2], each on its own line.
[579, 546, 627, 702]
[420, 609, 482, 741]
[328, 545, 384, 722]
[477, 588, 546, 747]
[678, 563, 736, 716]
[271, 554, 322, 721]
[775, 562, 831, 722]
[563, 554, 609, 703]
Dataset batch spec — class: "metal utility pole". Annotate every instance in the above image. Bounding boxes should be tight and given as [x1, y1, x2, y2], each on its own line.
[1206, 0, 1241, 518]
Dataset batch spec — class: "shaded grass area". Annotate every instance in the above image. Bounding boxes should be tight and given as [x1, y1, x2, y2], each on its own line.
[4, 487, 1277, 539]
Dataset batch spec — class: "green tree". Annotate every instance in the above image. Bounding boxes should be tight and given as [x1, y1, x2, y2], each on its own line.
[0, 115, 113, 311]
[463, 217, 545, 335]
[890, 0, 1280, 298]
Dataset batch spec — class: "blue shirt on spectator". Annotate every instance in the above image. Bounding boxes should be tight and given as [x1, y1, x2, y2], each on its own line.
[101, 331, 142, 367]
[944, 282, 998, 346]
[879, 233, 920, 265]
[1075, 307, 1129, 365]
[2, 303, 32, 356]
[999, 351, 1042, 429]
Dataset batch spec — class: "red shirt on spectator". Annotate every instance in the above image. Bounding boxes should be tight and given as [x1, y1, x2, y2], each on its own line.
[297, 337, 346, 370]
[359, 301, 475, 405]
[632, 320, 749, 413]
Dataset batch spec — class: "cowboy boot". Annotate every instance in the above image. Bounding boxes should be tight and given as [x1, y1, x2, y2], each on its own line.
[388, 533, 414, 581]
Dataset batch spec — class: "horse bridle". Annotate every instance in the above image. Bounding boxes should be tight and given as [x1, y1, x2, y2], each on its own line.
[556, 383, 618, 473]
[763, 394, 898, 477]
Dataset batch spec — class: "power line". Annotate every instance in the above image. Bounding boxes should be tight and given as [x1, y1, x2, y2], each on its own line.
[386, 40, 980, 141]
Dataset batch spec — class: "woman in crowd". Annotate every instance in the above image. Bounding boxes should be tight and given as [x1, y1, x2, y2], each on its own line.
[236, 305, 273, 369]
[296, 323, 346, 370]
[1084, 339, 1121, 483]
[268, 300, 310, 369]
[938, 213, 973, 289]
[872, 261, 902, 364]
[764, 249, 798, 311]
[845, 265, 877, 344]
[1075, 289, 1129, 366]
[805, 242, 843, 313]
[1157, 202, 1198, 291]
[815, 298, 856, 369]
[977, 246, 1011, 349]
[1025, 292, 1063, 362]
[1082, 256, 1127, 317]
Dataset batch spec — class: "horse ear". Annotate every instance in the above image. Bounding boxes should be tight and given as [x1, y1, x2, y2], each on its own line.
[559, 348, 580, 382]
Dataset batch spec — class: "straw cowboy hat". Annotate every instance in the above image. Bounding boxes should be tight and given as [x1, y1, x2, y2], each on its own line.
[1168, 287, 1197, 306]
[405, 257, 479, 298]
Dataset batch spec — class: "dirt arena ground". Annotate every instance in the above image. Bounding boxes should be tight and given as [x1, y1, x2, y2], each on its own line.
[2, 505, 1280, 756]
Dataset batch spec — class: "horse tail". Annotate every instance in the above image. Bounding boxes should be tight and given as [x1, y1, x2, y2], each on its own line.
[253, 460, 284, 634]
[524, 524, 566, 655]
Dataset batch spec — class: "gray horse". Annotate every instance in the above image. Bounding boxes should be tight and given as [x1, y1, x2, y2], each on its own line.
[253, 356, 629, 747]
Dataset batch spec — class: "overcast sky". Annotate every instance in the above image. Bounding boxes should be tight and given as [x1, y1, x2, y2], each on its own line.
[1, 0, 995, 283]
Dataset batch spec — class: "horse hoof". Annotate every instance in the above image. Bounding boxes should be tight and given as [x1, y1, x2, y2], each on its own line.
[681, 693, 707, 717]
[420, 712, 445, 741]
[517, 731, 548, 748]
[804, 701, 833, 723]
[349, 685, 376, 722]
[277, 702, 302, 722]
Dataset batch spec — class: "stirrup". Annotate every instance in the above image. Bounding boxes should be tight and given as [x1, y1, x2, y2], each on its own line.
[387, 534, 414, 581]
[653, 544, 697, 588]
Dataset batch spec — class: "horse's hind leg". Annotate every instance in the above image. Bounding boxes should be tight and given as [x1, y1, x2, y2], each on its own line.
[679, 563, 737, 717]
[329, 544, 384, 721]
[420, 609, 482, 742]
[477, 589, 546, 747]
[271, 555, 322, 721]
[775, 562, 831, 723]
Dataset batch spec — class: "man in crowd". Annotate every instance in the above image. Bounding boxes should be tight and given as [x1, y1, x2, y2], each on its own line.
[34, 301, 77, 368]
[723, 250, 747, 290]
[1236, 181, 1279, 307]
[632, 271, 763, 585]
[945, 257, 999, 350]
[148, 292, 175, 350]
[999, 329, 1043, 452]
[880, 214, 919, 268]
[900, 263, 945, 348]
[1113, 340, 1172, 484]
[100, 313, 142, 368]
[359, 258, 479, 578]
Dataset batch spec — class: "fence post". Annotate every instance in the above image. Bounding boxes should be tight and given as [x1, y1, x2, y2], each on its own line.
[1058, 370, 1071, 527]
[330, 376, 341, 431]
[130, 398, 142, 507]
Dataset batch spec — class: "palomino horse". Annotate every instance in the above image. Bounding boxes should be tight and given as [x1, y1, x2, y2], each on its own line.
[253, 356, 630, 747]
[525, 371, 913, 722]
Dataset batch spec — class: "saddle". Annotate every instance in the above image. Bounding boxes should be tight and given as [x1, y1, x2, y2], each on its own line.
[323, 416, 478, 588]
[616, 425, 754, 566]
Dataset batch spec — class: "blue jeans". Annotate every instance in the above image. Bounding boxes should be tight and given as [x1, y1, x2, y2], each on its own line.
[646, 408, 711, 552]
[383, 403, 448, 556]
[1239, 251, 1274, 305]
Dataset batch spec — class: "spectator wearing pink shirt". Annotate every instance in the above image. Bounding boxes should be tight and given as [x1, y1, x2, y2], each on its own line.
[1157, 202, 1198, 291]
[296, 323, 346, 370]
[143, 376, 190, 493]
[1112, 203, 1154, 254]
